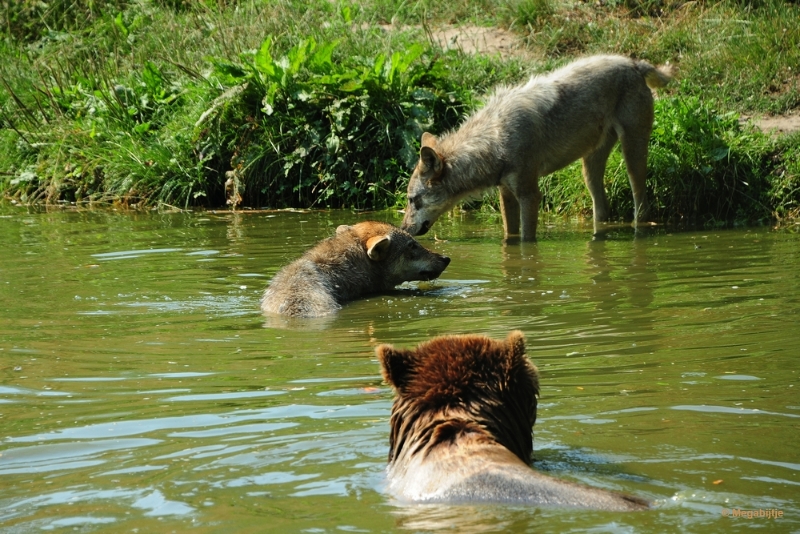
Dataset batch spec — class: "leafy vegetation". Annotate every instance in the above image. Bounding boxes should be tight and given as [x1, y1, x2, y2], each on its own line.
[201, 36, 474, 209]
[0, 0, 798, 226]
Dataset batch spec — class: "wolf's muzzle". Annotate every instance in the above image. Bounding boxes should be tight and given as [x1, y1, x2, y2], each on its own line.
[420, 256, 450, 280]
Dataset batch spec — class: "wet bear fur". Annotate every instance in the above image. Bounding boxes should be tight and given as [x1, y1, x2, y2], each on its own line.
[376, 331, 648, 510]
[261, 221, 450, 318]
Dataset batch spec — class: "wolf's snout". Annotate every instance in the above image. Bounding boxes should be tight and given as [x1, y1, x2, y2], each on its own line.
[401, 218, 430, 236]
[420, 256, 450, 280]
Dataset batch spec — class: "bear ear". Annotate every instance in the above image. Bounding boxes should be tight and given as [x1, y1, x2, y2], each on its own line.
[376, 344, 415, 390]
[506, 330, 526, 359]
[366, 235, 391, 261]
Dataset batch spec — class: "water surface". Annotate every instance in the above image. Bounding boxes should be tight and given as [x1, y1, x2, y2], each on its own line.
[1, 208, 798, 533]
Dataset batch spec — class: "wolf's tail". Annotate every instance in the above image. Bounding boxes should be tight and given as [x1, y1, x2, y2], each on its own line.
[635, 60, 676, 89]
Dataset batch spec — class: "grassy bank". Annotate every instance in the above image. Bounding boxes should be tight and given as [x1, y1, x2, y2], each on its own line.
[1, 0, 798, 224]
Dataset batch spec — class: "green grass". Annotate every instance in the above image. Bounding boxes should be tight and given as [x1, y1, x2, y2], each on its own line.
[0, 0, 798, 225]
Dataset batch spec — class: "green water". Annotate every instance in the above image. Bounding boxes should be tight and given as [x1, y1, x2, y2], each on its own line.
[0, 208, 798, 533]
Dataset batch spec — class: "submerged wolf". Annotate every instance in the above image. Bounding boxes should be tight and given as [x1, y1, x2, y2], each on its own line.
[261, 221, 450, 318]
[377, 331, 649, 509]
[401, 55, 675, 241]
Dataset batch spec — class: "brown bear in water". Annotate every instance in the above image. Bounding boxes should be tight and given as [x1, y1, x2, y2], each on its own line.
[376, 331, 648, 510]
[261, 221, 450, 318]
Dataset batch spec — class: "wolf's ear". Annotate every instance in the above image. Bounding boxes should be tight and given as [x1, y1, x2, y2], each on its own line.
[366, 235, 391, 261]
[376, 344, 415, 389]
[336, 224, 351, 234]
[421, 132, 438, 148]
[419, 146, 444, 183]
[506, 330, 527, 359]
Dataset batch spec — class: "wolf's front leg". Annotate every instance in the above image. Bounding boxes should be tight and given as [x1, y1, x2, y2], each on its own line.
[517, 186, 542, 242]
[499, 185, 521, 237]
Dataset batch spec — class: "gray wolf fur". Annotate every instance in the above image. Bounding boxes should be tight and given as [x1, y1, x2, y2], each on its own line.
[377, 330, 648, 509]
[401, 55, 675, 241]
[261, 221, 450, 318]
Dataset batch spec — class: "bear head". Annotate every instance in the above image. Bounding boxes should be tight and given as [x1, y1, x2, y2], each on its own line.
[376, 330, 539, 465]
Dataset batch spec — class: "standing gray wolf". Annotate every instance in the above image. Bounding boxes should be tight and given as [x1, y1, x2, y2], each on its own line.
[401, 55, 675, 241]
[377, 330, 648, 509]
[261, 221, 450, 318]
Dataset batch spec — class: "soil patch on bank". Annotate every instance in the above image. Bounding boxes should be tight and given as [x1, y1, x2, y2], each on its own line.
[387, 23, 800, 136]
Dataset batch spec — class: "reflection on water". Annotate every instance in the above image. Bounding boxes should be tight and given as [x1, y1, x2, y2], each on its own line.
[0, 208, 798, 532]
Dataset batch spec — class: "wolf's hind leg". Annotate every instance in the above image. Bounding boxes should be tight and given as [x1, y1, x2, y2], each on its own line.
[582, 130, 617, 223]
[619, 133, 650, 223]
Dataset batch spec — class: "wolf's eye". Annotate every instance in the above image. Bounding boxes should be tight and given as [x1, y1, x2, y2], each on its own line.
[410, 196, 423, 210]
